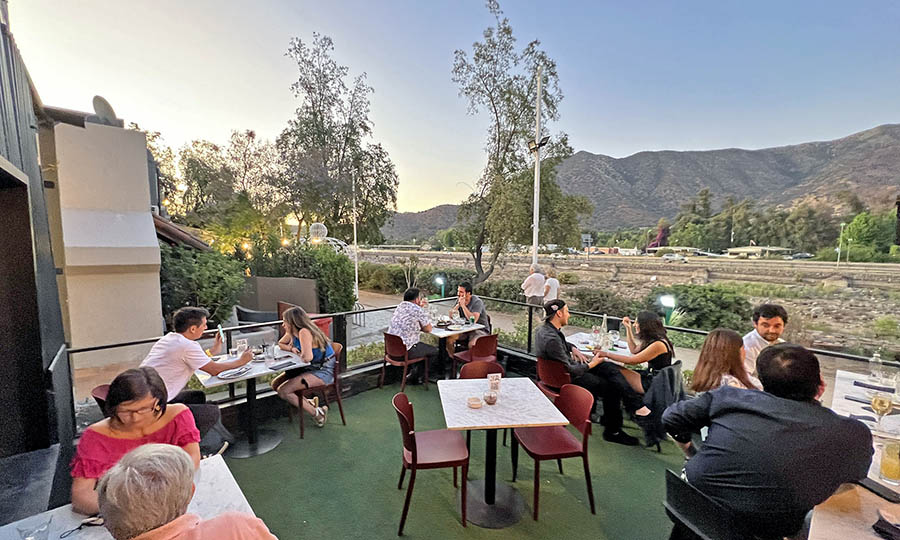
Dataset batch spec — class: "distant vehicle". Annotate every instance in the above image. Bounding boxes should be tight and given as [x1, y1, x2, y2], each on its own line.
[792, 252, 814, 259]
[551, 253, 566, 259]
[662, 253, 688, 263]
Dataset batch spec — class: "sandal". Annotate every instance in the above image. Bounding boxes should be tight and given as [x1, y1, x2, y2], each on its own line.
[314, 405, 329, 427]
[306, 396, 319, 409]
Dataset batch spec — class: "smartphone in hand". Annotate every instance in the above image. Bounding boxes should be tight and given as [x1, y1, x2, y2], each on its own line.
[217, 324, 225, 342]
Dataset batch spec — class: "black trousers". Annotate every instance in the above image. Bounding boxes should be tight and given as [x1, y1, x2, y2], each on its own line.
[170, 390, 218, 438]
[573, 362, 644, 434]
[407, 342, 440, 378]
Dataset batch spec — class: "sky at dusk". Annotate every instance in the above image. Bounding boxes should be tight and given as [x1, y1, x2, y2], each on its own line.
[9, 1, 900, 211]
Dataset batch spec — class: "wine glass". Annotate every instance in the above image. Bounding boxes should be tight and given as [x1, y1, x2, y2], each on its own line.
[609, 330, 620, 348]
[872, 392, 893, 431]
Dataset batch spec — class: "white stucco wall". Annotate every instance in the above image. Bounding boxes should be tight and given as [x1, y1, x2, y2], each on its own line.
[53, 122, 162, 365]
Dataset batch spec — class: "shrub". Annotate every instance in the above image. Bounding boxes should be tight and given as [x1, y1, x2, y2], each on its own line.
[655, 248, 674, 257]
[476, 279, 524, 302]
[643, 284, 752, 333]
[558, 272, 580, 285]
[159, 243, 246, 329]
[874, 316, 900, 339]
[569, 288, 636, 318]
[249, 242, 356, 312]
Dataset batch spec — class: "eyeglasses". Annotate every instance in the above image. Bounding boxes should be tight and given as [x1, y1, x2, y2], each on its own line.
[116, 402, 160, 419]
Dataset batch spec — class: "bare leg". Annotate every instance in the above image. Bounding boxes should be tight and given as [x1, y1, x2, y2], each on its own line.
[277, 374, 325, 417]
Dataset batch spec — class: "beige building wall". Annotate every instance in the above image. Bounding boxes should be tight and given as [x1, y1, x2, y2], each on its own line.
[50, 122, 162, 377]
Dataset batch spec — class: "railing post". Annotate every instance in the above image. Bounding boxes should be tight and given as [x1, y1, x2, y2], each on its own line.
[526, 305, 533, 354]
[333, 314, 348, 371]
[225, 329, 235, 399]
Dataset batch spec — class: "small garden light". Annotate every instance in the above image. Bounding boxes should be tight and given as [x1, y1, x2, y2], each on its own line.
[434, 275, 445, 298]
[659, 294, 676, 324]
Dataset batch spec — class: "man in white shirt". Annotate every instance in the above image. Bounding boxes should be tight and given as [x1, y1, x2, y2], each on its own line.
[742, 304, 788, 376]
[543, 268, 560, 301]
[387, 288, 437, 383]
[142, 307, 253, 404]
[521, 264, 546, 306]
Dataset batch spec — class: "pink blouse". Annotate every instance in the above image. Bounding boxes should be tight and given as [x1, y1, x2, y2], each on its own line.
[71, 408, 200, 479]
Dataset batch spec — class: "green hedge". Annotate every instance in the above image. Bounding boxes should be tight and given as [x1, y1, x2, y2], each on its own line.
[159, 243, 246, 329]
[643, 284, 752, 333]
[249, 242, 356, 312]
[358, 261, 475, 298]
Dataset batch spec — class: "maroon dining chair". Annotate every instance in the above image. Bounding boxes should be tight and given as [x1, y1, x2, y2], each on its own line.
[459, 361, 509, 448]
[290, 342, 346, 439]
[91, 384, 110, 414]
[512, 383, 596, 521]
[536, 357, 572, 403]
[392, 393, 469, 536]
[451, 334, 498, 378]
[381, 333, 429, 392]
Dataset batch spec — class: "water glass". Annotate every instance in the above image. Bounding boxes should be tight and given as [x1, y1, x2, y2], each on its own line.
[609, 330, 620, 347]
[591, 325, 601, 347]
[16, 515, 52, 540]
[264, 344, 275, 368]
[228, 347, 238, 358]
[882, 443, 900, 485]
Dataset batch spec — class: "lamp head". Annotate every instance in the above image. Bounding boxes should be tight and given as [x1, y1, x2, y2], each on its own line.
[659, 294, 676, 309]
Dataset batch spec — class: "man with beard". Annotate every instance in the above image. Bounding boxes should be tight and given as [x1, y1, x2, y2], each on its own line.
[743, 303, 788, 376]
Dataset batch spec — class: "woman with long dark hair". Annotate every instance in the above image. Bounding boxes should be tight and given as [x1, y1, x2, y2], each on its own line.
[595, 311, 674, 391]
[691, 328, 761, 392]
[275, 307, 336, 426]
[70, 367, 200, 515]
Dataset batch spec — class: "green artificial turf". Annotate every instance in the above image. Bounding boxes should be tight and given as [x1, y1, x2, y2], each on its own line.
[225, 380, 684, 539]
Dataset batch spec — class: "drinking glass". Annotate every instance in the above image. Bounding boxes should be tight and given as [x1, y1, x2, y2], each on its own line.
[609, 330, 620, 348]
[882, 443, 900, 485]
[16, 515, 52, 540]
[591, 325, 601, 347]
[264, 343, 275, 368]
[872, 392, 893, 431]
[228, 347, 238, 358]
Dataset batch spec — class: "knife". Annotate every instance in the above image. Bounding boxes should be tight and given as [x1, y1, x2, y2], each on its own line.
[850, 414, 877, 423]
[854, 380, 895, 393]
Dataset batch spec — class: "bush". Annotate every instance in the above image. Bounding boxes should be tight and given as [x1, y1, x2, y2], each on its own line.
[249, 242, 356, 312]
[569, 288, 637, 318]
[357, 261, 476, 297]
[160, 243, 246, 329]
[655, 248, 674, 257]
[476, 279, 524, 302]
[643, 284, 752, 333]
[558, 272, 580, 285]
[874, 316, 900, 339]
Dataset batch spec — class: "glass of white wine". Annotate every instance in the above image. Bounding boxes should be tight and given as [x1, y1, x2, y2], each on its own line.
[872, 392, 893, 432]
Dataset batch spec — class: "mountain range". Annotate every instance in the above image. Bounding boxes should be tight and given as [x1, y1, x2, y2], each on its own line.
[381, 124, 900, 240]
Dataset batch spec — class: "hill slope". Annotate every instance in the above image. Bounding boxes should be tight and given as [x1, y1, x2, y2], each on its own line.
[383, 124, 900, 239]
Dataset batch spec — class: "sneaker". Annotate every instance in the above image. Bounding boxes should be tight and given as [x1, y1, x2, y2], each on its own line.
[602, 430, 640, 446]
[590, 412, 605, 425]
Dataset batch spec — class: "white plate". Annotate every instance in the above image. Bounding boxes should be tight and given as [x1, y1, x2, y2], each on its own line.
[447, 324, 464, 331]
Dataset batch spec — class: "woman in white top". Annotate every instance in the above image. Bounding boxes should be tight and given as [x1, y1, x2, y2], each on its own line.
[691, 328, 762, 392]
[543, 268, 560, 301]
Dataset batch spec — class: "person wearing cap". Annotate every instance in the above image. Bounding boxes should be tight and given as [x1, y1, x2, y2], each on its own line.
[534, 299, 654, 446]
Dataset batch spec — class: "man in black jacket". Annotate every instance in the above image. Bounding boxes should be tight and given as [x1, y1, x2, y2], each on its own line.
[535, 299, 652, 446]
[663, 344, 873, 537]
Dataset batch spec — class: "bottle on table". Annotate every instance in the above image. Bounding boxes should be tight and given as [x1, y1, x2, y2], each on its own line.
[870, 352, 884, 383]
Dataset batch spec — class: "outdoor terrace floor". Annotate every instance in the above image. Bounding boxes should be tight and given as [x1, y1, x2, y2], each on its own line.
[224, 377, 685, 539]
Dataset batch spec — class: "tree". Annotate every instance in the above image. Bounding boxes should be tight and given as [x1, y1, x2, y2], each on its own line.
[226, 130, 281, 213]
[845, 211, 896, 253]
[176, 140, 235, 222]
[276, 33, 398, 244]
[452, 1, 568, 282]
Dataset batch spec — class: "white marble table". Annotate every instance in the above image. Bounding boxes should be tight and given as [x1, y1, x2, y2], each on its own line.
[830, 370, 900, 494]
[0, 455, 252, 540]
[428, 323, 485, 379]
[809, 483, 900, 540]
[565, 332, 633, 360]
[437, 377, 567, 528]
[195, 352, 309, 458]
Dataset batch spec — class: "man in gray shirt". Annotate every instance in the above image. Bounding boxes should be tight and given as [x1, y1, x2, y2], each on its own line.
[446, 281, 491, 354]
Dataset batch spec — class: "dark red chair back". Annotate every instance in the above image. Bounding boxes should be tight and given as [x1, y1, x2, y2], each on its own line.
[91, 384, 110, 414]
[384, 333, 408, 361]
[537, 357, 571, 389]
[459, 361, 505, 379]
[556, 384, 593, 438]
[392, 392, 417, 460]
[470, 333, 498, 358]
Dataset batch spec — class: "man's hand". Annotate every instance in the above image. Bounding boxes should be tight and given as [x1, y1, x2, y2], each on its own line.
[211, 332, 224, 355]
[459, 295, 469, 308]
[239, 350, 253, 365]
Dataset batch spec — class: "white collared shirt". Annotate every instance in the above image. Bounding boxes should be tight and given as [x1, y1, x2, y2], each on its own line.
[742, 329, 785, 376]
[521, 273, 546, 297]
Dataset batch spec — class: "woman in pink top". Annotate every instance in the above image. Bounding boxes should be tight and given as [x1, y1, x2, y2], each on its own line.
[71, 367, 201, 515]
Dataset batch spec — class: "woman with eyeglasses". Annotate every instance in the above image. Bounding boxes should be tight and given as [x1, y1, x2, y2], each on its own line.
[70, 367, 201, 515]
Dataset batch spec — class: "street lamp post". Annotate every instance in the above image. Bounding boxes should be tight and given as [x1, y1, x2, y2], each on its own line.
[836, 222, 846, 268]
[660, 294, 677, 325]
[529, 66, 549, 266]
[846, 238, 853, 264]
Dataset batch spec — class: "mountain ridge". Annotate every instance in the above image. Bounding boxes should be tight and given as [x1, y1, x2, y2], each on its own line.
[381, 124, 900, 240]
